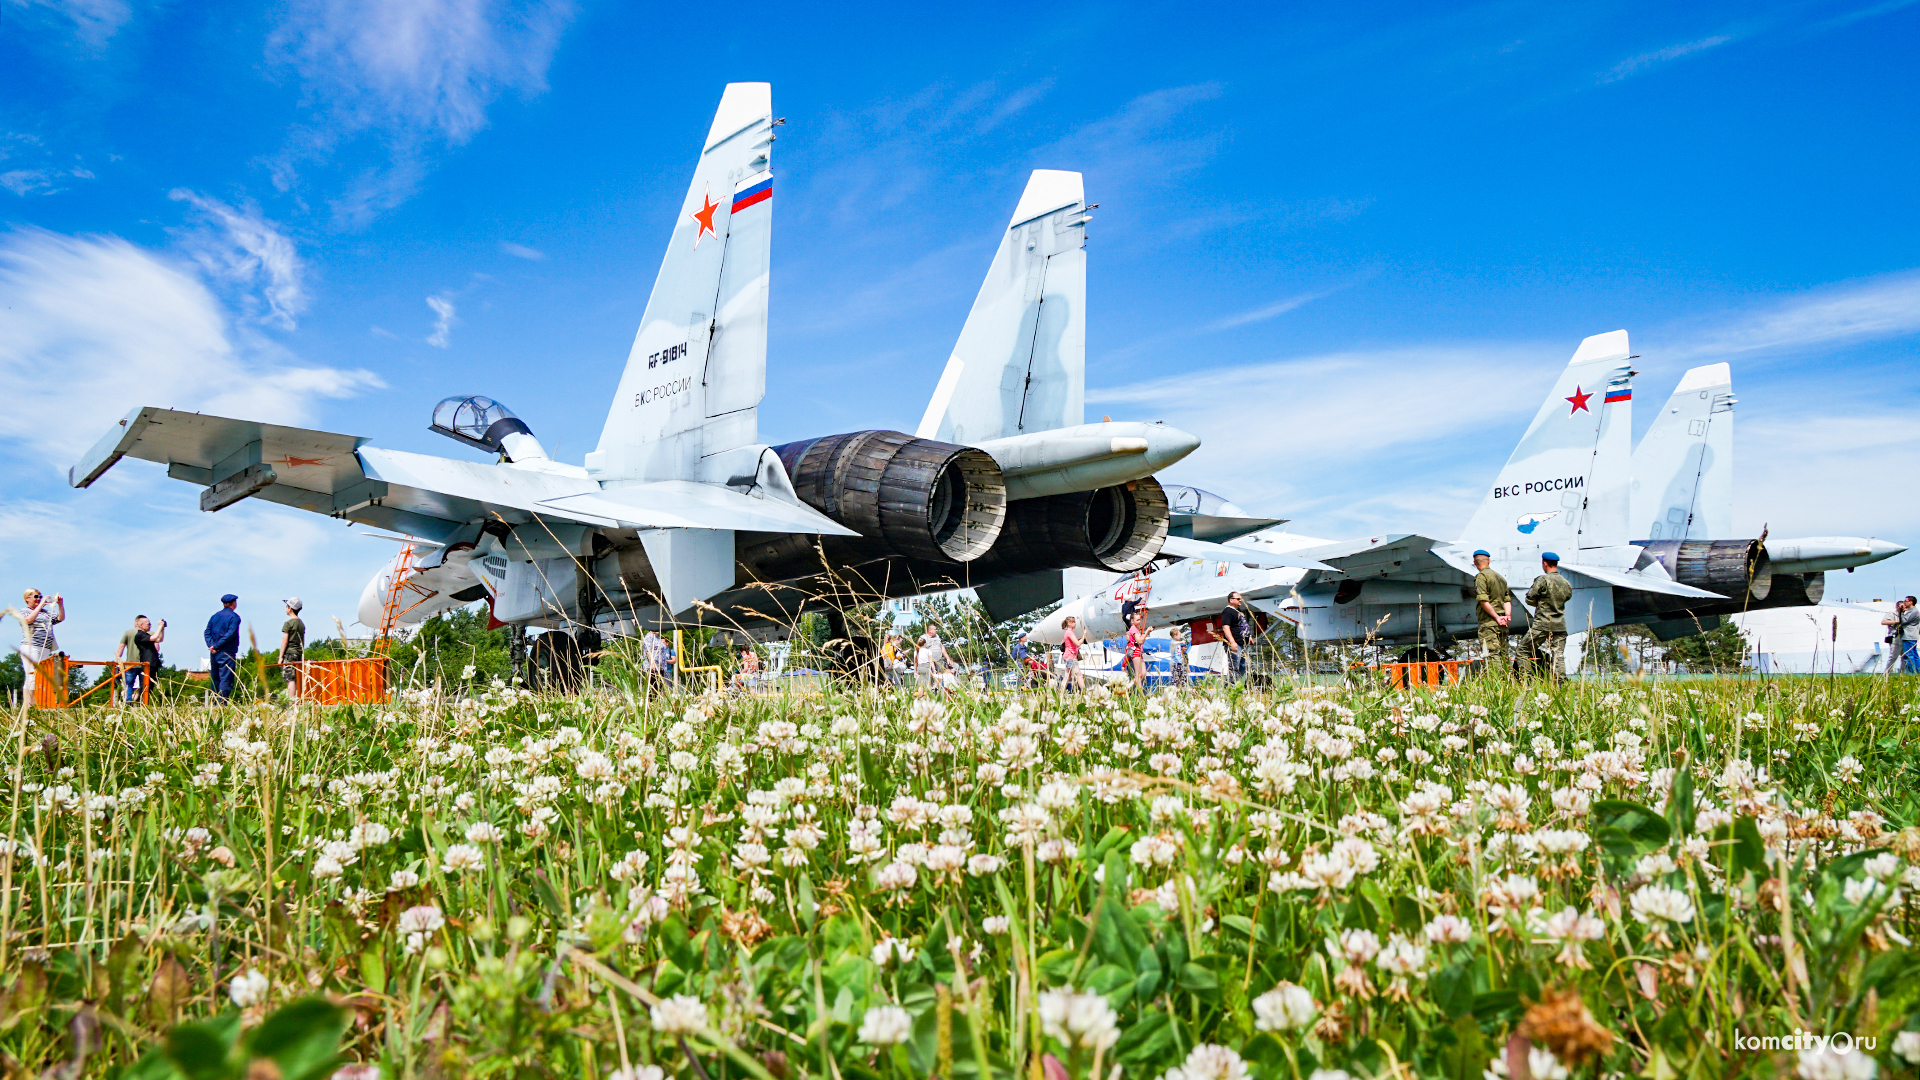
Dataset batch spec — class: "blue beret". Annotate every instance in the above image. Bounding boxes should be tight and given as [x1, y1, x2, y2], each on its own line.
[1540, 552, 1559, 563]
[1472, 549, 1490, 557]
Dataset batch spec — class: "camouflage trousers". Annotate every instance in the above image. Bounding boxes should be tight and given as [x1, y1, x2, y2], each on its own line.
[1520, 627, 1568, 682]
[1477, 622, 1508, 670]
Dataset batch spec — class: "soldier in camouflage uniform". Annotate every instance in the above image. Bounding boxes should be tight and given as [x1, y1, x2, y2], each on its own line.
[1471, 549, 1512, 672]
[1520, 551, 1574, 683]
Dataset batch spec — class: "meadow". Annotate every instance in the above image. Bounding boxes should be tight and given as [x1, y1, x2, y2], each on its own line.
[4, 673, 1918, 1080]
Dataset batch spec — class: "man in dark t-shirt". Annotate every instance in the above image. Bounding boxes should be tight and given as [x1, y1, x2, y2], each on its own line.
[1219, 592, 1254, 684]
[115, 615, 165, 703]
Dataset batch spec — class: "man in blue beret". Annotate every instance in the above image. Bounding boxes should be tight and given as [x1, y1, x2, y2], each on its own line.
[1471, 549, 1512, 672]
[1519, 554, 1573, 683]
[205, 594, 242, 701]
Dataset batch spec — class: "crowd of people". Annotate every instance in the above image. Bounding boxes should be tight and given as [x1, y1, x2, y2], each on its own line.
[2, 591, 308, 705]
[9, 576, 1917, 705]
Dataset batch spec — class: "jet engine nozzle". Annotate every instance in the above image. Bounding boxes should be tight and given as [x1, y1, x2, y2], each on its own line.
[1635, 538, 1773, 601]
[773, 430, 1008, 563]
[974, 476, 1171, 575]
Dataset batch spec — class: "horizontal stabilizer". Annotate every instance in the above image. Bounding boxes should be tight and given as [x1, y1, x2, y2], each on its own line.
[540, 482, 860, 536]
[1159, 534, 1334, 572]
[1558, 561, 1725, 599]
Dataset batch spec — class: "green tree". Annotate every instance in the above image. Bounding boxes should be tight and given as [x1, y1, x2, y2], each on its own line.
[1581, 623, 1655, 674]
[0, 651, 21, 701]
[1663, 618, 1751, 673]
[385, 605, 512, 686]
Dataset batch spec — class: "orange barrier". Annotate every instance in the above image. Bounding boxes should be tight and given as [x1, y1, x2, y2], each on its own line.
[291, 658, 387, 704]
[1377, 660, 1467, 688]
[29, 656, 150, 708]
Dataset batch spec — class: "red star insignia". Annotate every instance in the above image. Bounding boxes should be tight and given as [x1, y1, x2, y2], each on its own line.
[1566, 386, 1592, 414]
[690, 188, 720, 247]
[273, 455, 328, 468]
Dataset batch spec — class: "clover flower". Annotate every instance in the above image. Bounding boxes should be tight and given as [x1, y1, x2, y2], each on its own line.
[229, 968, 269, 1008]
[1251, 982, 1316, 1032]
[1038, 987, 1119, 1050]
[649, 994, 707, 1036]
[857, 1004, 913, 1047]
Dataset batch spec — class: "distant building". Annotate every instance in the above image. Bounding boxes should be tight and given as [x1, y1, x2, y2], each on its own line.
[1732, 600, 1897, 674]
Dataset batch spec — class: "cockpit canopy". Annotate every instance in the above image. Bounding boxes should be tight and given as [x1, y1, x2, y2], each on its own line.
[430, 395, 536, 457]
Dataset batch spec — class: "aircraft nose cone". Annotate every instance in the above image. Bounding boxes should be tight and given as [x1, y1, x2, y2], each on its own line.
[1146, 425, 1201, 470]
[1870, 538, 1908, 560]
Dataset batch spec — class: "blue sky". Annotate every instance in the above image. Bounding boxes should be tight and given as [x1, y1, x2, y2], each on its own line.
[4, 0, 1917, 658]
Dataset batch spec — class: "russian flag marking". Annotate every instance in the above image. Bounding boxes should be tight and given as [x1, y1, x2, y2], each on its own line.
[732, 176, 772, 212]
[1605, 388, 1632, 403]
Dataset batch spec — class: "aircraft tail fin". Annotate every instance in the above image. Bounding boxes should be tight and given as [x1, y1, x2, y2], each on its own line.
[1459, 331, 1635, 556]
[590, 83, 776, 482]
[916, 170, 1088, 443]
[1630, 362, 1733, 540]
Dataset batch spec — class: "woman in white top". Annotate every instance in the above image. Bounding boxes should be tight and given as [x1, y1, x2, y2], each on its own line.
[4, 588, 64, 704]
[916, 629, 951, 689]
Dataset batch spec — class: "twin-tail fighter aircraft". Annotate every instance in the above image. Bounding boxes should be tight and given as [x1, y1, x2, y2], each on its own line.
[71, 83, 1293, 669]
[1030, 334, 1905, 658]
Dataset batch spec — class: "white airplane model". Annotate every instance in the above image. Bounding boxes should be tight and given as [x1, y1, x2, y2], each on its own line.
[1034, 336, 1904, 654]
[71, 85, 1240, 649]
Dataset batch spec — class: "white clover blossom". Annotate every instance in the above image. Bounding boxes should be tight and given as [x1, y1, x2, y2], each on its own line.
[649, 994, 707, 1036]
[857, 1004, 913, 1046]
[1251, 982, 1316, 1032]
[441, 844, 486, 873]
[229, 968, 269, 1008]
[1038, 987, 1120, 1050]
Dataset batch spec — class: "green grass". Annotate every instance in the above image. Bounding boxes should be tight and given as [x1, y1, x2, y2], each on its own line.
[4, 674, 1920, 1079]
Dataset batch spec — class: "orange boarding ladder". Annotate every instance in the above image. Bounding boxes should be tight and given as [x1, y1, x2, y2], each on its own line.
[374, 543, 419, 653]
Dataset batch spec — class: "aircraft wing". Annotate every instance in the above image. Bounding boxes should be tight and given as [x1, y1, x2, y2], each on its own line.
[71, 407, 620, 541]
[1157, 534, 1333, 572]
[539, 482, 859, 536]
[1557, 561, 1725, 599]
[1291, 534, 1468, 587]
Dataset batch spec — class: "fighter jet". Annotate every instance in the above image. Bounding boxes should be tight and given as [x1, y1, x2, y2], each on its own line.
[69, 84, 1216, 660]
[1031, 335, 1905, 657]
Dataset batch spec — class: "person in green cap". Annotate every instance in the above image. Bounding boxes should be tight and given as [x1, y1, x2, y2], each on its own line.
[1519, 552, 1574, 682]
[1471, 549, 1511, 672]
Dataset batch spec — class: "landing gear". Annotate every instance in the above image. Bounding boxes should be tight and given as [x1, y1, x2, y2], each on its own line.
[1397, 645, 1448, 664]
[530, 631, 584, 694]
[821, 608, 875, 684]
[509, 625, 528, 686]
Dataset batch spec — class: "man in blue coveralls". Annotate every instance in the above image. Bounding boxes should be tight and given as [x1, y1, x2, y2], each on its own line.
[205, 593, 242, 701]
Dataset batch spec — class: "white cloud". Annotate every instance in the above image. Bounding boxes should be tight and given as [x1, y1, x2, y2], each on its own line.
[1663, 269, 1920, 361]
[426, 292, 458, 347]
[0, 226, 382, 467]
[1204, 289, 1341, 333]
[270, 0, 575, 224]
[168, 189, 309, 329]
[1, 170, 51, 196]
[500, 241, 546, 260]
[1092, 342, 1552, 536]
[1, 133, 96, 197]
[1601, 35, 1731, 83]
[1031, 83, 1226, 196]
[1733, 411, 1920, 542]
[5, 0, 131, 47]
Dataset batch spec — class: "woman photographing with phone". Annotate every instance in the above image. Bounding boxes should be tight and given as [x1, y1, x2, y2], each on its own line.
[4, 589, 65, 705]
